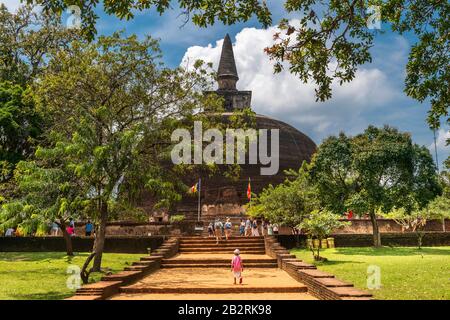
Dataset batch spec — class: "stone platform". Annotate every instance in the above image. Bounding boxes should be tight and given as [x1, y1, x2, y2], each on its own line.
[115, 265, 309, 296]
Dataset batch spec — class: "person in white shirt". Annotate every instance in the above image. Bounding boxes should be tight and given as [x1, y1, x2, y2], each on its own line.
[5, 228, 15, 237]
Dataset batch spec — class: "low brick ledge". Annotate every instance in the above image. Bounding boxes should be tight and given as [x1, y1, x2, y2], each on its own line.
[119, 285, 308, 294]
[264, 236, 374, 300]
[66, 237, 179, 300]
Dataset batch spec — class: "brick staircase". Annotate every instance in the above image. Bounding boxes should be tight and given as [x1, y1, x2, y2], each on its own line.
[178, 236, 266, 254]
[161, 257, 277, 268]
[68, 235, 374, 300]
[117, 235, 313, 296]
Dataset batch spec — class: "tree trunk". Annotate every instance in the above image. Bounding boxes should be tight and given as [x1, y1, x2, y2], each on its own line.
[60, 222, 73, 256]
[92, 200, 108, 272]
[369, 209, 381, 247]
[80, 252, 96, 284]
[417, 231, 424, 250]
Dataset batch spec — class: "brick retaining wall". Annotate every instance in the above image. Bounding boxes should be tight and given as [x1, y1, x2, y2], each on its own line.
[0, 236, 166, 253]
[276, 232, 450, 249]
[277, 219, 449, 235]
[265, 236, 373, 300]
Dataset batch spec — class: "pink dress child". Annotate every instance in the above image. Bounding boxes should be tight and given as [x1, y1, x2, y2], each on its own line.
[231, 249, 243, 284]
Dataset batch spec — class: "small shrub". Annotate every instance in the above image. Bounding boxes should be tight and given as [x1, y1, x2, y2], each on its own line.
[169, 215, 185, 223]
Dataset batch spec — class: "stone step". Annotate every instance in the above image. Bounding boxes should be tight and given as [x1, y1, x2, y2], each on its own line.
[179, 244, 265, 249]
[181, 235, 264, 238]
[178, 247, 265, 252]
[101, 271, 142, 282]
[120, 285, 308, 294]
[161, 263, 278, 268]
[66, 295, 102, 300]
[124, 265, 151, 272]
[162, 258, 277, 264]
[180, 238, 264, 243]
[179, 250, 266, 254]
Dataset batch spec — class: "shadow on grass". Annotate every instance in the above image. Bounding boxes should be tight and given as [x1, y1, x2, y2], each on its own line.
[7, 291, 74, 300]
[313, 259, 364, 266]
[333, 246, 450, 257]
[0, 252, 92, 262]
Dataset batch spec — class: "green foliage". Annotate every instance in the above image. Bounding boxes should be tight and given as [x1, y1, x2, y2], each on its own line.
[266, 0, 449, 131]
[33, 32, 222, 214]
[0, 252, 143, 300]
[299, 210, 349, 240]
[247, 163, 318, 229]
[299, 209, 350, 260]
[291, 247, 450, 300]
[26, 0, 272, 40]
[169, 214, 185, 223]
[0, 82, 43, 182]
[16, 31, 226, 267]
[310, 125, 441, 246]
[267, 1, 374, 102]
[0, 156, 85, 235]
[311, 126, 441, 215]
[0, 4, 79, 84]
[20, 1, 448, 138]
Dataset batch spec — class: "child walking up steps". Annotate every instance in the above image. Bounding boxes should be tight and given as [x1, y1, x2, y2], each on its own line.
[231, 249, 244, 285]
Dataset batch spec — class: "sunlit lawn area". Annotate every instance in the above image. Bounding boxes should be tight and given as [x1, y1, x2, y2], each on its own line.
[291, 246, 450, 300]
[0, 252, 142, 300]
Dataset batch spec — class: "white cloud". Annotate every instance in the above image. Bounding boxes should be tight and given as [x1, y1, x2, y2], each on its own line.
[428, 128, 450, 170]
[181, 23, 406, 140]
[435, 129, 450, 150]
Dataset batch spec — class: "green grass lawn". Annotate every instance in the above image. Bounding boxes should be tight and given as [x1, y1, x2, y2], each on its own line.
[291, 246, 450, 300]
[0, 252, 142, 300]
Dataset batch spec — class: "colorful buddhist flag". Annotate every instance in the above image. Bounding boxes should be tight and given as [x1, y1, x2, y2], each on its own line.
[247, 178, 251, 200]
[189, 182, 198, 194]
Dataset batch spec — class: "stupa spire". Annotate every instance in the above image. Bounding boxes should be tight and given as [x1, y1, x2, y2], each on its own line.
[217, 34, 239, 91]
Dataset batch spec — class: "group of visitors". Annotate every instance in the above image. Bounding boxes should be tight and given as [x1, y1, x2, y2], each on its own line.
[4, 219, 94, 237]
[207, 217, 279, 243]
[60, 219, 94, 237]
[207, 217, 233, 244]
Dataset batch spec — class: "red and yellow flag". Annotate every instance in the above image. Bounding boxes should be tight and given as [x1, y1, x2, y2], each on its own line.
[247, 178, 251, 200]
[189, 182, 198, 194]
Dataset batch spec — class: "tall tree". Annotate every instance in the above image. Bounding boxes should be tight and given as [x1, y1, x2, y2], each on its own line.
[34, 32, 222, 275]
[0, 82, 42, 183]
[310, 125, 441, 246]
[0, 4, 78, 84]
[0, 145, 86, 255]
[0, 4, 79, 197]
[247, 163, 319, 234]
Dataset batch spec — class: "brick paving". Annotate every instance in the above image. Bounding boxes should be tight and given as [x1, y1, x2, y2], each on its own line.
[110, 237, 316, 300]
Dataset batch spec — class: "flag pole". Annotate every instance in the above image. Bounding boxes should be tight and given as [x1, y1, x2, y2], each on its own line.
[248, 177, 251, 208]
[197, 178, 201, 222]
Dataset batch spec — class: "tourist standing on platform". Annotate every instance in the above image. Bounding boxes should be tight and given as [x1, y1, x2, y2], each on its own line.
[245, 218, 252, 237]
[262, 220, 268, 236]
[207, 222, 214, 237]
[224, 218, 232, 240]
[5, 227, 15, 237]
[66, 224, 75, 237]
[239, 219, 245, 236]
[267, 223, 273, 235]
[251, 219, 260, 236]
[273, 224, 279, 235]
[85, 220, 93, 237]
[214, 218, 223, 244]
[51, 222, 59, 236]
[231, 249, 243, 285]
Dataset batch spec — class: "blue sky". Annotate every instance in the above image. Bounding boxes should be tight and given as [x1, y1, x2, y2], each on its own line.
[3, 1, 449, 169]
